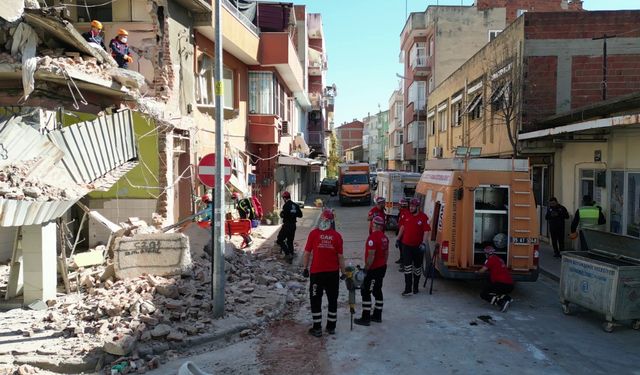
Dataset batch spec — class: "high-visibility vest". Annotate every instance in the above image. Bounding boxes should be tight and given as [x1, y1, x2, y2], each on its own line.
[578, 206, 600, 228]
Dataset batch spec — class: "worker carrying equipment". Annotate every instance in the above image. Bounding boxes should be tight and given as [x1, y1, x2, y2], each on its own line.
[110, 29, 133, 68]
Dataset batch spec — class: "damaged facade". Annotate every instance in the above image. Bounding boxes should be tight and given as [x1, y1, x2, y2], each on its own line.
[0, 0, 335, 304]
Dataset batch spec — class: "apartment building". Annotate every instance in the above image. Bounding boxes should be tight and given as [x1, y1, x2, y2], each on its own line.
[335, 120, 364, 161]
[426, 11, 640, 239]
[399, 0, 582, 172]
[387, 89, 404, 170]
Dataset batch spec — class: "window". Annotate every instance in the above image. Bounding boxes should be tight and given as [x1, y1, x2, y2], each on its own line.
[410, 42, 427, 68]
[438, 108, 448, 132]
[428, 77, 434, 94]
[428, 37, 434, 57]
[395, 102, 403, 120]
[408, 81, 426, 109]
[196, 54, 234, 109]
[407, 122, 415, 143]
[428, 116, 436, 136]
[397, 131, 404, 146]
[76, 0, 112, 22]
[249, 71, 286, 117]
[451, 99, 462, 127]
[470, 97, 483, 120]
[488, 30, 502, 42]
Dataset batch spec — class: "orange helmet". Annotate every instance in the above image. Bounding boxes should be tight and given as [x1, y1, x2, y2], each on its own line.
[90, 20, 103, 30]
[117, 29, 129, 36]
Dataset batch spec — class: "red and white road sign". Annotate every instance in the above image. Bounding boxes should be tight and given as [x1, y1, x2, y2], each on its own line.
[197, 153, 231, 188]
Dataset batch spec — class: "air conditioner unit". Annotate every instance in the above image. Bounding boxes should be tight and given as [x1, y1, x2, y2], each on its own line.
[432, 146, 443, 158]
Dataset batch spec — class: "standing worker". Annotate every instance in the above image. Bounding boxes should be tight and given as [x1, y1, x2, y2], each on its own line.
[368, 197, 386, 234]
[82, 20, 106, 50]
[545, 197, 570, 257]
[277, 191, 303, 263]
[354, 215, 389, 326]
[475, 245, 514, 312]
[302, 209, 346, 337]
[231, 192, 254, 248]
[397, 198, 430, 296]
[570, 195, 606, 250]
[110, 29, 133, 69]
[395, 198, 410, 267]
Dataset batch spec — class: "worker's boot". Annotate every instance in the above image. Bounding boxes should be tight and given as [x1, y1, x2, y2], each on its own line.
[402, 267, 413, 296]
[413, 275, 420, 294]
[326, 320, 336, 334]
[371, 308, 382, 323]
[354, 310, 371, 326]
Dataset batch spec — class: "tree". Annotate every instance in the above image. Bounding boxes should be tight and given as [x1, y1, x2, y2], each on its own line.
[326, 134, 341, 178]
[484, 45, 523, 157]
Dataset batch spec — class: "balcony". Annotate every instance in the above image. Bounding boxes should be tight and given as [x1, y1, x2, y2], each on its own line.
[308, 14, 324, 39]
[193, 0, 260, 65]
[308, 48, 326, 76]
[248, 114, 280, 144]
[410, 55, 432, 77]
[400, 12, 428, 45]
[308, 130, 325, 156]
[260, 32, 308, 106]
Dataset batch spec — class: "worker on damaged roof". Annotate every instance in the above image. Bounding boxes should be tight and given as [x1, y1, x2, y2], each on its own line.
[82, 20, 106, 51]
[110, 29, 133, 69]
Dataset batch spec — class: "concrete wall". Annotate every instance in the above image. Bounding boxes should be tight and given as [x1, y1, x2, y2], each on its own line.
[432, 6, 506, 86]
[0, 227, 18, 262]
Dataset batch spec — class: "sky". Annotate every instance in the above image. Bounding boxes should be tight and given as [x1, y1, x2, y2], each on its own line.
[299, 0, 639, 128]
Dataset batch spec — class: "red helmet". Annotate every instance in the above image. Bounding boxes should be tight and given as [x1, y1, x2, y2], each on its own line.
[231, 192, 239, 200]
[201, 194, 211, 203]
[372, 216, 385, 226]
[399, 198, 409, 207]
[484, 245, 496, 255]
[320, 208, 334, 221]
[282, 191, 291, 199]
[409, 198, 420, 207]
[375, 197, 385, 205]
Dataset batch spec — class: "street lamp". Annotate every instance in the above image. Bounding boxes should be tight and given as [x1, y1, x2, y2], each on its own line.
[396, 73, 424, 172]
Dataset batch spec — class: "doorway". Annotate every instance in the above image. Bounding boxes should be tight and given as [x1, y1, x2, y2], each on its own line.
[532, 165, 550, 237]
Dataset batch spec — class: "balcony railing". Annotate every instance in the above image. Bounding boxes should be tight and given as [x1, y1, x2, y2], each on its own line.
[221, 0, 259, 35]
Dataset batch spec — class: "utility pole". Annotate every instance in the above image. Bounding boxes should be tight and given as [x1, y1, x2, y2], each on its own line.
[212, 0, 225, 318]
[592, 34, 616, 101]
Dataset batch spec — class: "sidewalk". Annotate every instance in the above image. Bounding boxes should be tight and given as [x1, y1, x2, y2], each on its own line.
[538, 240, 562, 281]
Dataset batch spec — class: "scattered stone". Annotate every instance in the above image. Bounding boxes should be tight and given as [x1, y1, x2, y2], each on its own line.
[150, 324, 171, 338]
[166, 330, 184, 341]
[239, 329, 252, 338]
[156, 284, 179, 299]
[103, 334, 136, 356]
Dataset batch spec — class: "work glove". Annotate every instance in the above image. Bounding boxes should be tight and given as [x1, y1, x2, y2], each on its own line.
[395, 239, 400, 249]
[302, 269, 309, 278]
[125, 55, 133, 63]
[419, 243, 427, 254]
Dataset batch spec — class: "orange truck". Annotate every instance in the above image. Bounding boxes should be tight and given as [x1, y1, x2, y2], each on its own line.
[338, 163, 371, 206]
[416, 158, 539, 281]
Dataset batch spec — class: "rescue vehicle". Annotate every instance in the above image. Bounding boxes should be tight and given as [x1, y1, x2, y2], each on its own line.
[338, 163, 371, 206]
[375, 171, 421, 230]
[416, 158, 539, 281]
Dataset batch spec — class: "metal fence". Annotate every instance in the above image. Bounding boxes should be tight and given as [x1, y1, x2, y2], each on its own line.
[221, 0, 259, 36]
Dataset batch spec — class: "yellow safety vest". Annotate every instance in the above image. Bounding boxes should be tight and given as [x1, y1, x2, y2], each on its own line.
[578, 206, 600, 228]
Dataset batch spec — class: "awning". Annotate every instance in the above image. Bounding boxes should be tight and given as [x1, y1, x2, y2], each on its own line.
[228, 173, 249, 195]
[519, 113, 640, 141]
[278, 154, 322, 167]
[293, 134, 311, 154]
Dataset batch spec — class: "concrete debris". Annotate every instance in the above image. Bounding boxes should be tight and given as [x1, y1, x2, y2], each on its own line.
[0, 224, 307, 373]
[0, 0, 25, 23]
[109, 67, 146, 90]
[0, 159, 83, 201]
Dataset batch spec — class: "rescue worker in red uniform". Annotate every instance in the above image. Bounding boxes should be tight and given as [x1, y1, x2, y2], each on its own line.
[354, 215, 389, 326]
[397, 198, 431, 296]
[476, 245, 514, 312]
[395, 198, 410, 266]
[302, 209, 346, 337]
[368, 197, 386, 234]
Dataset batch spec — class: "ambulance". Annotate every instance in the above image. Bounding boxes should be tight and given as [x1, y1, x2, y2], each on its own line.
[416, 158, 539, 281]
[375, 171, 421, 230]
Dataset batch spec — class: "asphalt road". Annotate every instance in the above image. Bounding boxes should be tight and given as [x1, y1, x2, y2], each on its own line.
[154, 195, 640, 375]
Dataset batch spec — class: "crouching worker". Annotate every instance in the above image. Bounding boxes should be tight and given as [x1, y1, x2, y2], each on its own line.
[302, 209, 346, 337]
[354, 215, 388, 326]
[475, 245, 514, 312]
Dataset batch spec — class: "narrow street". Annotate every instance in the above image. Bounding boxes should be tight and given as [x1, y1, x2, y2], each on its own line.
[153, 197, 640, 375]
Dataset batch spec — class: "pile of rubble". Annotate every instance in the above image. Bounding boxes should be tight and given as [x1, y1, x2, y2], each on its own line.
[0, 159, 83, 201]
[38, 54, 113, 82]
[0, 236, 307, 374]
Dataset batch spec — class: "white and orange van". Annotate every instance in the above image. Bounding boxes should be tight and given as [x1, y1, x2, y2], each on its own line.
[416, 158, 539, 281]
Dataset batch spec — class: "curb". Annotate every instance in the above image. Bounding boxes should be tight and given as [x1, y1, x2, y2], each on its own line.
[539, 267, 560, 282]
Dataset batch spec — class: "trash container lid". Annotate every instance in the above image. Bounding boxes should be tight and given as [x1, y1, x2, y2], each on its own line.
[582, 229, 640, 264]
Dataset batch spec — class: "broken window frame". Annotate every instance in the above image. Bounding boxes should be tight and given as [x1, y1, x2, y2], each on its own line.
[195, 54, 234, 109]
